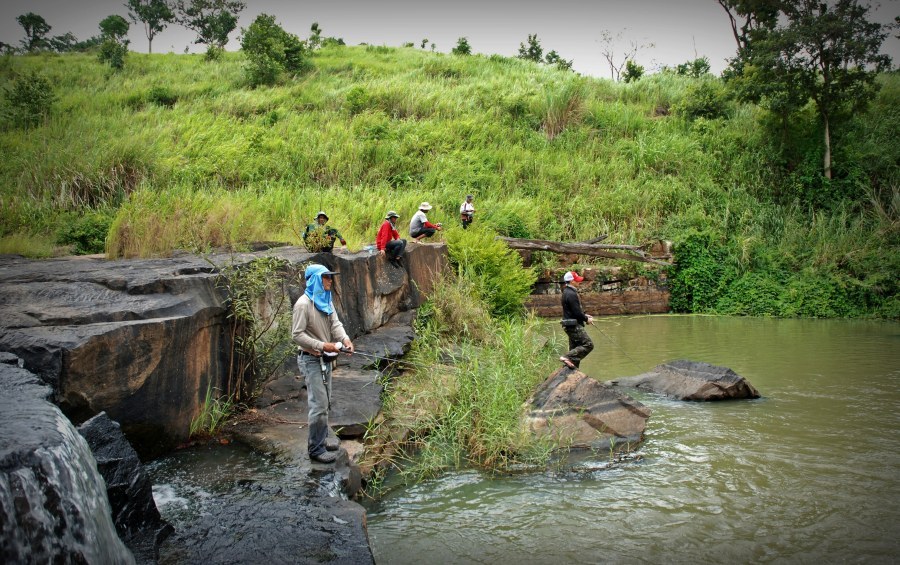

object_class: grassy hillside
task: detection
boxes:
[1,46,897,318]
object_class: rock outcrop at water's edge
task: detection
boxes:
[0,245,445,563]
[0,244,447,457]
[525,367,651,450]
[606,359,761,400]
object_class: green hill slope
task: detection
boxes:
[1,46,897,317]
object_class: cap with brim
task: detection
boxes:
[386,210,399,219]
[418,202,433,211]
[305,268,339,280]
[563,271,584,282]
[316,211,328,220]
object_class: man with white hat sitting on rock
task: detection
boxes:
[409,202,442,242]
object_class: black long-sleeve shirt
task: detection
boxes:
[561,285,588,325]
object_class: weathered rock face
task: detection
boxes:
[0,245,448,456]
[524,368,651,449]
[607,359,761,401]
[77,412,171,556]
[0,358,135,564]
[314,243,448,337]
[527,267,670,316]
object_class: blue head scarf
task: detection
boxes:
[304,264,335,315]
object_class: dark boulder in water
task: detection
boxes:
[607,359,761,401]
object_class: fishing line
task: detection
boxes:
[589,320,645,375]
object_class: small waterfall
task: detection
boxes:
[1,364,135,564]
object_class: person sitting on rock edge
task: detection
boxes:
[303,211,347,253]
[292,264,355,464]
[559,270,594,370]
[376,210,406,267]
[409,202,442,242]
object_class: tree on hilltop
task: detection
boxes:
[452,36,471,56]
[98,14,130,69]
[598,29,653,82]
[545,50,573,71]
[240,13,309,86]
[175,0,246,56]
[517,34,543,62]
[125,0,175,54]
[17,13,51,52]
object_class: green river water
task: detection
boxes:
[362,315,900,564]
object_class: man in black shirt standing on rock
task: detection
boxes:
[559,270,594,370]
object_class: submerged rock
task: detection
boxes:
[525,368,651,450]
[607,359,761,401]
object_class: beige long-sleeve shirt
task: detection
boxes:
[291,295,350,353]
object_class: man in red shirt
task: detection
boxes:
[376,210,406,267]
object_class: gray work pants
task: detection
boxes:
[297,353,332,457]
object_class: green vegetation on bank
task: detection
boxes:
[1,46,897,318]
[367,230,558,480]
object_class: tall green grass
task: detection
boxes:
[2,47,896,317]
[373,274,560,479]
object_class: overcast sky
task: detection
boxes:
[1,0,897,78]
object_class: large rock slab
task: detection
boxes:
[0,358,135,564]
[0,245,446,456]
[525,368,651,450]
[607,359,761,400]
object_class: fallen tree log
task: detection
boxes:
[498,236,672,266]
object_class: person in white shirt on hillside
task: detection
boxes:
[459,194,475,229]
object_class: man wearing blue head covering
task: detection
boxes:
[292,263,355,464]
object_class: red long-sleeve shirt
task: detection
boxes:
[376,220,399,250]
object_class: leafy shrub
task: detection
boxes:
[715,271,784,315]
[452,37,471,56]
[147,86,178,107]
[674,57,711,78]
[345,86,371,115]
[204,45,223,61]
[668,232,737,312]
[241,13,309,87]
[445,227,536,318]
[56,211,113,255]
[622,60,644,83]
[487,207,531,239]
[2,71,55,128]
[98,39,127,70]
[675,80,730,120]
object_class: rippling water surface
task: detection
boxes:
[363,316,900,564]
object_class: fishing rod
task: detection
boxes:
[327,345,433,371]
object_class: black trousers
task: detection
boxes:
[410,227,436,239]
[564,324,594,368]
[385,238,406,259]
